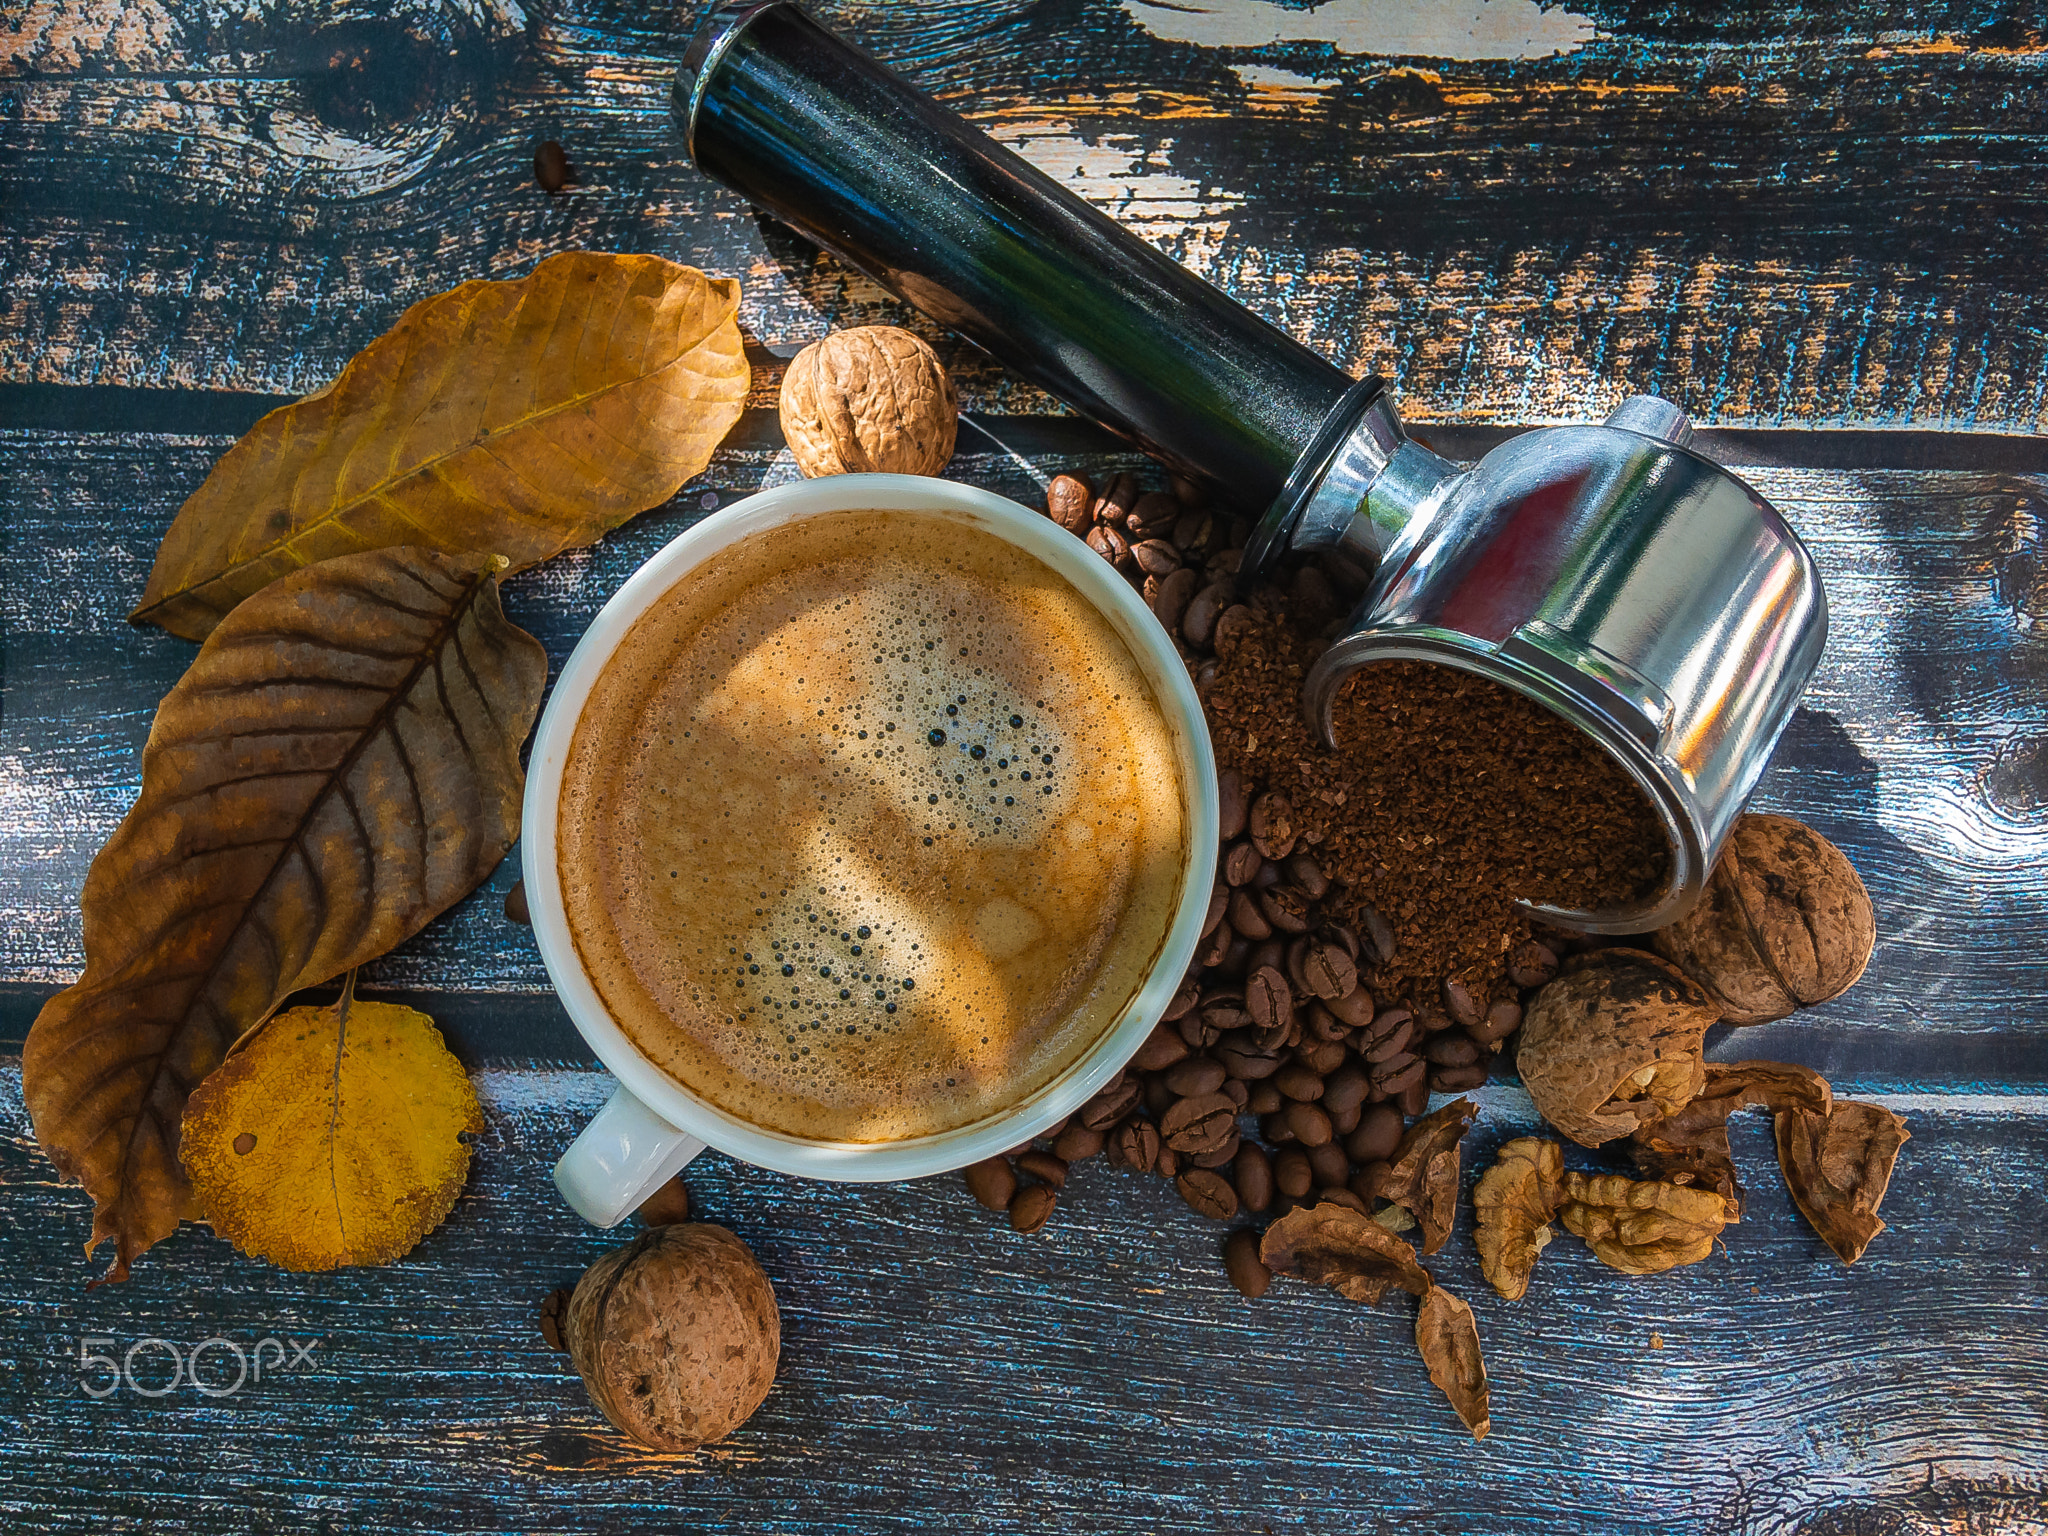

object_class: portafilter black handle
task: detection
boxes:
[676,1,1367,510]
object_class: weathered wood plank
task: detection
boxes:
[4,2,2047,428]
[0,1065,2040,1534]
[3,426,2043,1082]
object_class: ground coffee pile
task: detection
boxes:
[1205,599,1670,991]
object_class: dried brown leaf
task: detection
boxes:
[1355,1096,1478,1253]
[1472,1137,1565,1300]
[25,548,546,1280]
[134,252,748,640]
[1775,1099,1909,1264]
[1416,1284,1490,1440]
[1630,1060,1834,1213]
[1260,1200,1431,1305]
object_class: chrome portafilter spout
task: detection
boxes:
[677,2,1828,931]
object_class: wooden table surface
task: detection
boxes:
[3,2,2045,1531]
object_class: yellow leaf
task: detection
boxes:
[133,251,750,641]
[180,994,483,1271]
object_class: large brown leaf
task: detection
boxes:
[132,252,748,640]
[26,547,547,1279]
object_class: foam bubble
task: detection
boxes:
[557,510,1186,1143]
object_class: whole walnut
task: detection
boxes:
[561,1222,780,1453]
[779,325,957,478]
[1653,813,1875,1024]
[1517,948,1718,1147]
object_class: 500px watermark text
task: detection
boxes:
[77,1334,319,1398]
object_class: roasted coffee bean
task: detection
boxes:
[1224,1228,1272,1298]
[1222,1078,1249,1109]
[1294,1036,1347,1075]
[1509,939,1561,989]
[1017,1150,1068,1188]
[1128,489,1181,536]
[1397,1077,1430,1116]
[1233,1143,1275,1212]
[1216,1030,1283,1080]
[636,1174,691,1227]
[1145,1074,1175,1120]
[1323,1065,1371,1116]
[1442,978,1485,1029]
[1328,1100,1362,1136]
[1213,603,1256,654]
[1246,939,1287,982]
[1247,1082,1283,1115]
[1283,1099,1333,1147]
[1053,1122,1105,1162]
[1194,656,1219,701]
[1132,538,1181,577]
[1114,1117,1161,1173]
[1250,860,1283,893]
[1227,888,1273,941]
[1173,507,1216,557]
[1216,767,1248,840]
[1323,922,1362,960]
[1132,1025,1190,1072]
[1260,1112,1296,1145]
[1190,1132,1242,1168]
[1430,1064,1490,1092]
[504,879,531,926]
[964,1157,1017,1211]
[1273,1063,1324,1102]
[1150,565,1199,633]
[1273,1146,1314,1200]
[1285,935,1314,993]
[1350,1161,1393,1204]
[1165,1055,1228,1097]
[534,139,573,191]
[1202,994,1253,1033]
[1161,1091,1239,1153]
[1195,919,1234,970]
[1305,1002,1349,1043]
[1415,1004,1457,1035]
[1156,1146,1181,1179]
[1085,523,1131,567]
[1306,1138,1350,1188]
[1326,986,1377,1029]
[1318,1186,1369,1215]
[1357,905,1398,964]
[1185,584,1231,651]
[1362,1016,1417,1063]
[1091,471,1139,526]
[1202,884,1229,938]
[1258,885,1312,934]
[1176,1012,1213,1051]
[1177,1168,1239,1221]
[1424,1033,1482,1068]
[1218,935,1252,977]
[1248,792,1298,860]
[1009,1183,1057,1233]
[1170,472,1206,507]
[1163,981,1201,1022]
[1213,541,1248,576]
[1285,851,1330,900]
[1471,998,1524,1043]
[1290,563,1337,621]
[1223,840,1264,886]
[1370,1054,1426,1097]
[1004,1135,1039,1157]
[1345,1103,1405,1163]
[1079,1073,1143,1130]
[1245,965,1293,1033]
[1046,473,1094,532]
[539,1288,571,1351]
[1302,939,1356,1001]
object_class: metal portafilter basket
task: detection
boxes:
[677,2,1828,933]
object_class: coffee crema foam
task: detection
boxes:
[557,509,1187,1143]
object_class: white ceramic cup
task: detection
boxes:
[526,473,1219,1226]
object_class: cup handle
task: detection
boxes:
[553,1083,708,1228]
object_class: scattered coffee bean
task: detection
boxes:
[1189,1134,1240,1168]
[1258,885,1312,934]
[1273,1147,1314,1200]
[1326,986,1377,1029]
[1085,523,1131,568]
[1509,939,1561,989]
[1128,489,1180,536]
[1213,603,1255,654]
[1164,1055,1227,1097]
[1306,1138,1350,1188]
[1223,1228,1272,1298]
[1222,1078,1249,1109]
[1283,1099,1333,1147]
[1091,472,1138,526]
[1248,1082,1282,1115]
[1442,977,1485,1029]
[1246,937,1286,980]
[1302,938,1356,1000]
[1327,1100,1361,1136]
[1295,1037,1347,1075]
[1228,888,1274,941]
[1424,1033,1482,1068]
[1046,473,1094,533]
[1017,1150,1068,1188]
[1471,998,1523,1043]
[1156,1145,1181,1179]
[1161,1091,1239,1154]
[1177,1168,1239,1221]
[1361,1012,1416,1062]
[1345,1103,1405,1163]
[1223,840,1264,887]
[1163,981,1201,1021]
[1217,767,1248,840]
[1079,1074,1143,1130]
[1248,792,1298,860]
[1322,1065,1370,1116]
[1318,1186,1369,1215]
[635,1174,691,1227]
[1113,1117,1161,1173]
[504,879,531,926]
[1144,1074,1175,1120]
[1245,966,1293,1033]
[1371,1054,1426,1096]
[1304,1002,1348,1044]
[533,139,573,192]
[1010,1183,1057,1233]
[1233,1142,1274,1212]
[539,1287,571,1351]
[1053,1121,1105,1162]
[1273,1063,1323,1102]
[1150,565,1199,633]
[1132,538,1181,577]
[1430,1064,1490,1092]
[1260,1111,1294,1145]
[1358,906,1399,965]
[1132,1025,1190,1071]
[1183,583,1230,650]
[1217,1032,1282,1080]
[1397,1078,1430,1116]
[965,1157,1017,1211]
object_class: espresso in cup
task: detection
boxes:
[556,509,1187,1143]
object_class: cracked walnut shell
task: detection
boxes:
[779,326,958,478]
[1558,1171,1734,1276]
[1517,948,1718,1146]
[1472,1137,1565,1301]
[1653,813,1876,1024]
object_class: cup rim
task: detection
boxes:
[521,473,1219,1182]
